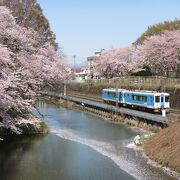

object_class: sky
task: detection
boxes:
[38,0,180,64]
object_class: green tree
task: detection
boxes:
[134,19,180,45]
[0,0,58,50]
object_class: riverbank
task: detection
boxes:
[0,112,49,140]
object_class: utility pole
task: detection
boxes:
[72,55,76,72]
[64,79,66,96]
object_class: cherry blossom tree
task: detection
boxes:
[0,6,66,135]
[94,46,138,78]
[94,30,180,78]
[136,30,180,76]
[93,48,116,78]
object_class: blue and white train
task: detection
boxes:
[102,88,170,112]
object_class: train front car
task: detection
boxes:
[102,89,170,113]
[154,92,170,111]
[123,91,170,112]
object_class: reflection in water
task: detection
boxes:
[0,135,46,180]
[0,134,135,180]
[0,100,177,180]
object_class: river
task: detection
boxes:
[0,100,177,180]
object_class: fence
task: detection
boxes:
[89,76,180,88]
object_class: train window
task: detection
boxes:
[132,95,137,100]
[142,96,147,102]
[108,92,116,98]
[132,95,137,101]
[155,96,160,102]
[165,96,169,102]
[132,95,147,102]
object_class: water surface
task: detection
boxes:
[0,100,176,180]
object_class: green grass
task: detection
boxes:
[68,91,102,102]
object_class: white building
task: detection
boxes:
[87,52,101,80]
[70,67,87,83]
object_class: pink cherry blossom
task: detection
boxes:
[94,46,137,78]
[136,30,180,75]
[0,6,66,134]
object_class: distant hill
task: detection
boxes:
[68,61,87,68]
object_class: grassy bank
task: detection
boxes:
[144,121,180,173]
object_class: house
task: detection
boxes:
[70,67,87,83]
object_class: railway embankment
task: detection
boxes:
[68,82,180,109]
[40,96,163,132]
[67,82,180,122]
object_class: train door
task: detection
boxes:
[154,95,160,108]
[119,92,121,102]
[160,94,165,109]
[121,92,125,103]
[164,95,170,108]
